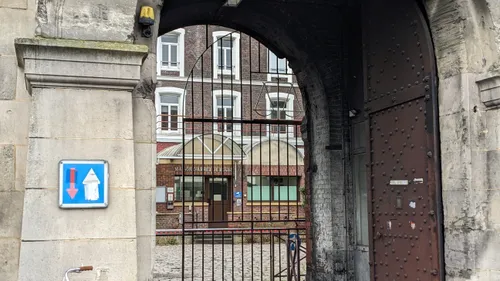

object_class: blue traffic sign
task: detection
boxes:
[59,160,109,208]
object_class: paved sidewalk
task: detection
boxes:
[154,243,307,281]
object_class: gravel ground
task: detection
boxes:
[154,243,307,281]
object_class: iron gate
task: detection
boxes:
[363,0,444,280]
[157,25,306,280]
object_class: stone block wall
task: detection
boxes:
[0,1,36,280]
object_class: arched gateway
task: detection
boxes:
[4,0,500,280]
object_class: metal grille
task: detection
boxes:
[156,25,306,280]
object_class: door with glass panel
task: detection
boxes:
[206,177,231,228]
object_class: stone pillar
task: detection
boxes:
[0,2,36,280]
[15,38,148,281]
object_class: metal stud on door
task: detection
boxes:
[362,0,443,280]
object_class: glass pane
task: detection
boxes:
[162,46,170,64]
[209,178,228,200]
[247,176,271,201]
[175,176,204,201]
[221,37,232,48]
[278,58,287,73]
[269,52,278,72]
[271,100,286,109]
[226,49,232,69]
[156,186,166,203]
[160,94,179,104]
[223,98,233,106]
[170,45,178,64]
[226,108,233,119]
[217,108,223,118]
[161,114,169,130]
[171,106,178,130]
[273,186,297,201]
[280,110,286,120]
[161,105,169,114]
[271,110,278,119]
[162,34,178,43]
[217,49,223,68]
[248,186,271,201]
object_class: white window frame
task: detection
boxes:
[266,92,295,137]
[267,51,293,83]
[157,28,185,77]
[155,87,185,134]
[212,31,241,80]
[212,90,241,136]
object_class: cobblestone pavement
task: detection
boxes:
[154,243,307,281]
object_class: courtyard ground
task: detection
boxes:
[153,243,307,281]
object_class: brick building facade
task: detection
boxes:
[154,25,305,229]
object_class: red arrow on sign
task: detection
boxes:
[66,168,78,199]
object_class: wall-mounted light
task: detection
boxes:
[139,6,155,38]
[349,109,358,118]
[224,0,243,7]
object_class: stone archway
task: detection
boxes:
[5,0,500,280]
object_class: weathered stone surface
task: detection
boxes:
[440,150,471,191]
[0,145,15,191]
[135,189,155,236]
[0,7,35,55]
[30,89,134,140]
[0,0,28,9]
[14,144,27,191]
[15,67,30,101]
[0,191,23,237]
[439,113,471,154]
[353,248,369,281]
[21,188,136,240]
[15,38,148,93]
[0,55,17,100]
[35,0,137,42]
[137,235,155,281]
[0,101,29,145]
[0,239,20,281]
[438,73,480,116]
[18,239,138,281]
[133,97,156,143]
[25,138,135,189]
[134,143,155,190]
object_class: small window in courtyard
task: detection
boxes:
[247,176,298,201]
[160,33,180,70]
[212,31,240,79]
[268,51,288,74]
[159,94,180,131]
[216,96,236,133]
[217,37,234,71]
[175,176,204,201]
[269,98,291,134]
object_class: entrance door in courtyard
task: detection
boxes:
[362,0,444,280]
[207,177,231,228]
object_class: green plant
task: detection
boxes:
[156,237,179,246]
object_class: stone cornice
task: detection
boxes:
[476,75,500,109]
[15,37,148,93]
